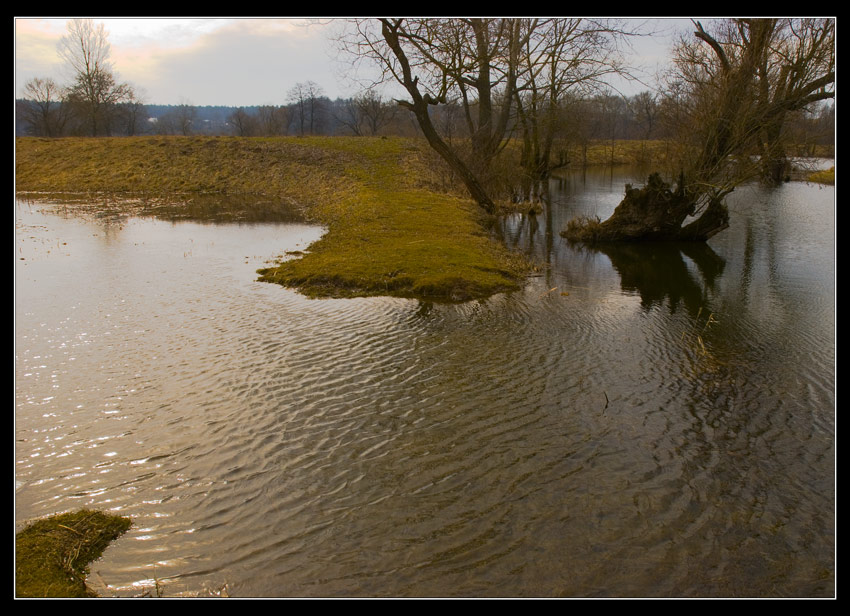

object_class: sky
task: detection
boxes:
[14,17,690,108]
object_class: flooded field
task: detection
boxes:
[15,167,834,597]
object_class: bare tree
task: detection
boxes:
[513,19,636,190]
[563,18,835,244]
[228,107,258,136]
[21,77,67,137]
[342,18,531,213]
[335,98,366,136]
[173,99,197,135]
[753,19,835,182]
[680,19,834,186]
[256,105,289,135]
[335,90,396,136]
[58,19,132,136]
[287,81,324,135]
[342,18,640,211]
[154,100,197,135]
[629,90,659,140]
[114,86,147,136]
[784,101,834,156]
[599,92,629,164]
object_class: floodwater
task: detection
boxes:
[15,166,834,598]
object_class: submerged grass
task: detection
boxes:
[16,509,132,598]
[16,136,530,301]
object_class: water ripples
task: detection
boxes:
[15,182,834,597]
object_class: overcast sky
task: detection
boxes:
[14,17,689,107]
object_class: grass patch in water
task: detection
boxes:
[807,166,834,185]
[16,509,132,598]
[257,137,530,301]
[16,136,531,302]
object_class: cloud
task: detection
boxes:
[14,19,67,79]
[16,18,681,106]
[139,19,344,105]
[15,17,355,106]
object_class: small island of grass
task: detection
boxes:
[16,509,132,598]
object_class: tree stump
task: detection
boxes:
[561,173,729,243]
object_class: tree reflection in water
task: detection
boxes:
[591,241,725,317]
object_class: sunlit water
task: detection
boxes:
[15,168,834,597]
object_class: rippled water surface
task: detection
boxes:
[15,169,834,597]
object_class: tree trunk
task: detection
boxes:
[381,19,498,214]
[760,120,791,183]
[417,113,498,213]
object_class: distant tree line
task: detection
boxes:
[16,86,413,138]
[17,86,834,152]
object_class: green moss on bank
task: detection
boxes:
[16,509,132,598]
[16,136,529,302]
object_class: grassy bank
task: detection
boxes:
[569,139,672,167]
[808,166,835,184]
[16,135,530,301]
[16,509,132,597]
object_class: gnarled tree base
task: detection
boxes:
[561,173,729,243]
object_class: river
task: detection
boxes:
[15,165,835,597]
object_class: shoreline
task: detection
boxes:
[15,135,532,302]
[16,136,831,302]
